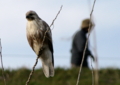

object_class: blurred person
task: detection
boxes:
[70,19,94,68]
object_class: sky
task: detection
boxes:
[0,0,120,69]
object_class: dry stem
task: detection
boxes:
[93,25,99,85]
[76,0,96,85]
[91,59,94,85]
[0,39,7,85]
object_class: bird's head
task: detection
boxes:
[26,10,40,21]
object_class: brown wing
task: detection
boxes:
[42,20,54,66]
[42,20,53,52]
[27,34,34,51]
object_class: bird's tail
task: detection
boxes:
[41,59,54,78]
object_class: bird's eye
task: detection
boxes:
[29,13,33,16]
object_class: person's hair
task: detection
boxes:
[81,19,90,29]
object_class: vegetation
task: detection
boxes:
[0,68,120,85]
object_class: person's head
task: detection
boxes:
[81,19,93,32]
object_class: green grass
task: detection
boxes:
[0,68,120,85]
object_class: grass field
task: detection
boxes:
[0,68,120,85]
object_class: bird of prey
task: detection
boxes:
[26,10,54,78]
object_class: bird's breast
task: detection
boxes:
[27,21,37,33]
[27,21,42,38]
[27,21,45,45]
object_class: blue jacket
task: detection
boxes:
[71,29,92,67]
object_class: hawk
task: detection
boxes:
[26,10,54,78]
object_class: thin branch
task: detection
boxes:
[76,0,96,85]
[41,5,63,49]
[25,57,39,85]
[25,5,63,85]
[50,5,63,28]
[93,26,99,85]
[91,59,94,85]
[88,0,98,85]
[0,39,7,85]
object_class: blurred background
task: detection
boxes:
[0,0,120,69]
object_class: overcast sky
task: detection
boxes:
[0,0,120,68]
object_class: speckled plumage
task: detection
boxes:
[26,10,54,78]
